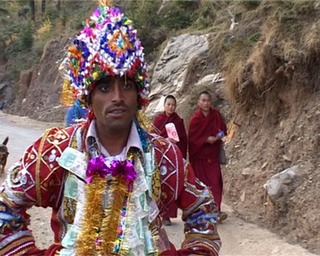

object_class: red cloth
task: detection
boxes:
[153,112,188,159]
[188,108,227,211]
[153,112,187,219]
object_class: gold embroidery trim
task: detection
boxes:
[35,128,51,206]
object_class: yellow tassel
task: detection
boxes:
[136,110,152,132]
[152,165,161,202]
[98,0,113,7]
[77,153,137,255]
[60,79,75,107]
[100,178,129,254]
[76,176,106,255]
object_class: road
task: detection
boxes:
[0,111,318,256]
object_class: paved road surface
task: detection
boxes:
[0,111,318,256]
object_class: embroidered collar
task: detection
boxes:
[86,119,144,158]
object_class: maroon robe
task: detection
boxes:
[153,112,188,219]
[188,108,227,211]
[153,112,188,159]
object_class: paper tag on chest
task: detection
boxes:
[165,122,180,142]
[58,147,87,180]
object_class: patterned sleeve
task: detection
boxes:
[0,127,69,255]
[178,164,221,255]
[154,135,221,255]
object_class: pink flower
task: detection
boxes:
[86,157,136,185]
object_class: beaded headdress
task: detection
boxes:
[61,0,149,108]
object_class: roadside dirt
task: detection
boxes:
[0,111,318,256]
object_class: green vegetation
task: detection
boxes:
[0,0,231,80]
[0,0,319,90]
[0,0,94,79]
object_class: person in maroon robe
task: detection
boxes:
[152,95,188,225]
[153,95,188,159]
[188,91,228,222]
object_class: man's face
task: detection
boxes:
[89,77,138,133]
[164,98,176,116]
[198,94,211,112]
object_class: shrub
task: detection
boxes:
[239,0,262,10]
[19,23,33,50]
[161,1,199,30]
[34,18,53,41]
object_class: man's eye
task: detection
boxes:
[98,84,110,92]
[123,81,135,90]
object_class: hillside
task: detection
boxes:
[0,0,319,254]
[219,2,320,253]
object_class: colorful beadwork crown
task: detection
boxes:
[63,3,149,108]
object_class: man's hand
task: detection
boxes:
[207,136,217,144]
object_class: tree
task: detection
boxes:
[28,0,35,20]
[56,0,61,11]
[41,0,46,15]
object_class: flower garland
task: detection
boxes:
[76,151,137,255]
[85,156,136,185]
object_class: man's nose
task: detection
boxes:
[111,83,124,102]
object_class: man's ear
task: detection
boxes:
[136,95,141,110]
[86,93,92,107]
[87,102,93,112]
